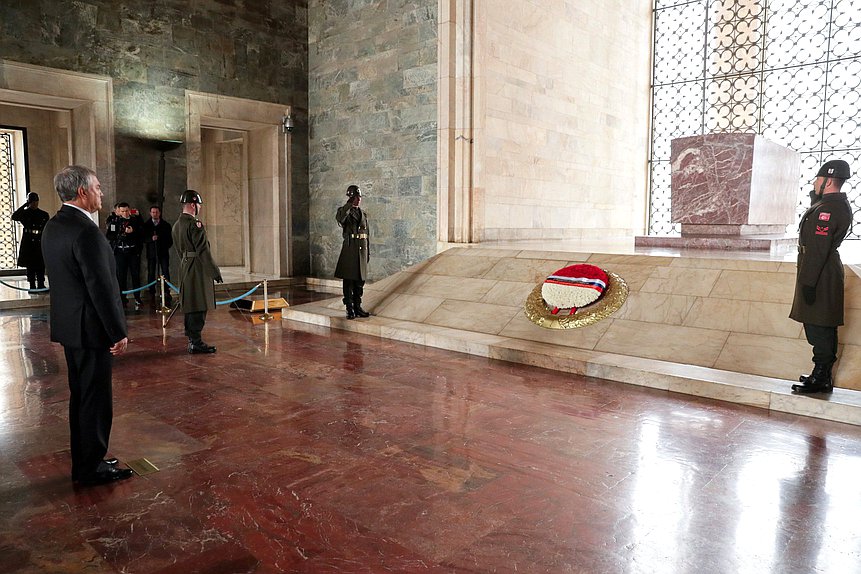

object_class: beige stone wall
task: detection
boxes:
[474,1,652,241]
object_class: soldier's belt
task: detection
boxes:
[349,233,368,239]
[183,251,197,258]
[798,245,805,253]
[24,229,41,234]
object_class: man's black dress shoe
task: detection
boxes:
[188,342,217,354]
[76,465,133,486]
[71,458,120,481]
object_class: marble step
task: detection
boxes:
[284,302,861,427]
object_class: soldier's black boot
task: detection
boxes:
[353,299,370,318]
[792,363,833,394]
[346,304,356,320]
[797,361,828,385]
[188,339,217,354]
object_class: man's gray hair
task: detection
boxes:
[54,165,96,202]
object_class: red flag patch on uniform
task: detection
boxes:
[819,212,831,221]
[816,225,829,235]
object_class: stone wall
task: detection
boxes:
[0,0,310,273]
[475,0,652,241]
[308,0,438,281]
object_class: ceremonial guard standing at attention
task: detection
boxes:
[172,190,222,354]
[790,159,853,394]
[334,184,370,319]
[11,192,49,291]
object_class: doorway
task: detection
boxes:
[186,91,293,278]
[200,127,248,269]
[0,60,113,302]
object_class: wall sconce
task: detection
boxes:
[282,114,294,133]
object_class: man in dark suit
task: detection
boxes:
[41,165,133,486]
[142,205,174,306]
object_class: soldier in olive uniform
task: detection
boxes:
[334,184,370,319]
[172,190,222,354]
[790,159,853,394]
[11,192,49,291]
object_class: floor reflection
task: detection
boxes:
[1,288,861,572]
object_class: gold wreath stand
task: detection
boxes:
[524,272,629,329]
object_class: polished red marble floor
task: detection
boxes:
[2,288,861,573]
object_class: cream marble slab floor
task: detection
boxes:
[285,245,861,418]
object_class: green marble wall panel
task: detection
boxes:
[308,0,438,282]
[0,0,310,273]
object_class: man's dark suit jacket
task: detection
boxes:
[42,205,127,348]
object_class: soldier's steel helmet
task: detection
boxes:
[346,185,362,198]
[816,160,851,180]
[27,192,39,202]
[179,189,203,204]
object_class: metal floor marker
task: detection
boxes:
[126,458,159,476]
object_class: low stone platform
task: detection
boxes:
[284,247,861,426]
[635,233,797,254]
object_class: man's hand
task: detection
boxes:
[124,225,134,234]
[110,337,128,356]
[215,275,223,284]
[802,285,816,306]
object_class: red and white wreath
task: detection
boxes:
[541,264,609,315]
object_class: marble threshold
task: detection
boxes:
[283,302,861,428]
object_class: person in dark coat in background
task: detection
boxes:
[789,159,853,395]
[142,205,173,306]
[172,190,222,354]
[106,202,145,311]
[334,184,370,320]
[41,165,133,486]
[11,191,49,290]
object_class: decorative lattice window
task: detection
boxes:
[649,0,861,237]
[0,130,21,268]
